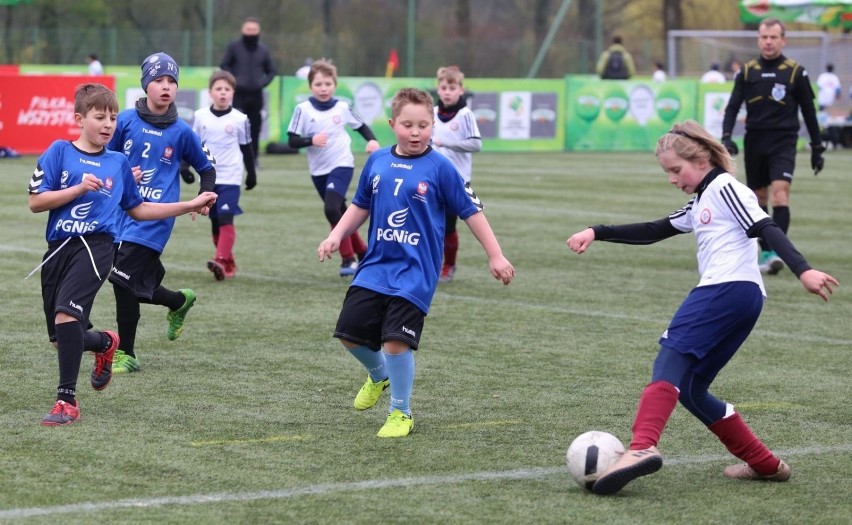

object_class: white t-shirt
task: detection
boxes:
[287,99,366,176]
[668,172,767,296]
[88,60,103,75]
[700,70,726,84]
[192,106,251,186]
[652,70,667,83]
[432,106,481,183]
[816,72,841,108]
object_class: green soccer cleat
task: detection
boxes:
[112,349,141,374]
[166,289,196,341]
[353,375,390,411]
[377,409,414,438]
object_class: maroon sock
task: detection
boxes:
[212,233,219,248]
[350,231,367,258]
[709,413,779,475]
[216,225,236,261]
[443,230,459,267]
[629,380,679,450]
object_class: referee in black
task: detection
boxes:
[721,17,825,275]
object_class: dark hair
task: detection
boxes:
[390,88,433,120]
[612,35,623,45]
[655,120,735,175]
[209,69,236,89]
[74,83,118,115]
[826,64,834,73]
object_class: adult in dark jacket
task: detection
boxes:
[220,17,277,165]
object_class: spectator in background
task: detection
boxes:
[652,62,667,82]
[220,17,277,167]
[816,64,841,111]
[700,62,727,84]
[87,53,103,75]
[597,36,635,80]
[728,60,742,79]
[295,57,313,79]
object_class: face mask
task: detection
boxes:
[242,34,260,46]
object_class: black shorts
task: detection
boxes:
[108,241,165,300]
[40,234,114,341]
[743,131,798,190]
[334,286,425,351]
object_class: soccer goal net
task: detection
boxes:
[666,30,831,80]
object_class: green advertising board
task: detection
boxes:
[280,76,565,152]
[565,77,698,151]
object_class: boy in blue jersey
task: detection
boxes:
[318,88,515,438]
[27,83,216,425]
[107,52,217,374]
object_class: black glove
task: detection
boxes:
[180,165,196,184]
[245,171,257,191]
[810,143,826,175]
[721,135,739,156]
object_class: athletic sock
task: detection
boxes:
[216,224,236,261]
[759,205,771,251]
[708,412,779,475]
[629,380,679,450]
[350,232,367,259]
[113,283,140,356]
[444,230,459,267]
[55,321,85,404]
[385,349,415,416]
[347,345,387,382]
[772,206,790,235]
[152,286,186,311]
[82,330,109,352]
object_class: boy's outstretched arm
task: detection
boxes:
[28,173,103,213]
[318,204,370,262]
[463,212,514,285]
[128,192,218,221]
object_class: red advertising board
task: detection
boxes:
[0,75,115,155]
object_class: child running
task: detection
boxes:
[190,69,257,280]
[566,119,838,495]
[289,59,380,277]
[318,88,515,438]
[107,52,217,374]
[27,83,216,425]
[432,65,482,283]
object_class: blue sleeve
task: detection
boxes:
[118,156,144,211]
[183,125,215,173]
[352,152,377,208]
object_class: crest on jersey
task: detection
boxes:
[700,208,712,224]
[417,182,428,195]
[771,83,786,101]
[163,146,174,160]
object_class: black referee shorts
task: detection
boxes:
[40,234,114,341]
[334,286,425,351]
[743,131,798,190]
[108,241,166,301]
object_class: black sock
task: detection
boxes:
[152,286,185,311]
[83,330,108,352]
[55,321,84,403]
[772,206,790,235]
[114,283,140,357]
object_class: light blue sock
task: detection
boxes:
[385,349,414,416]
[347,345,387,382]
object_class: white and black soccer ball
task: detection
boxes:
[566,431,625,490]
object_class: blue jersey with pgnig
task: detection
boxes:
[108,107,214,252]
[351,145,482,313]
[28,140,143,243]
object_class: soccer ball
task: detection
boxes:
[566,431,625,490]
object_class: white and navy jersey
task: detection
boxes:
[433,106,481,183]
[192,106,250,186]
[107,108,215,253]
[351,146,483,313]
[287,99,365,176]
[668,172,767,296]
[28,140,143,243]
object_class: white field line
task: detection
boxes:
[1,444,850,520]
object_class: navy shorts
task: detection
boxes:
[40,234,115,341]
[659,281,764,381]
[108,241,165,300]
[312,166,355,200]
[334,286,425,351]
[210,184,243,218]
[744,130,797,189]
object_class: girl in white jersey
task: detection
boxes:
[433,66,482,283]
[567,120,838,496]
[288,59,380,277]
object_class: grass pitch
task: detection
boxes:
[1,149,850,524]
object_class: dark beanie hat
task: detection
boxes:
[141,52,179,92]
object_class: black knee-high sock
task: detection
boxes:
[151,286,185,311]
[772,206,790,235]
[83,330,109,352]
[113,283,140,356]
[758,205,771,251]
[55,321,85,404]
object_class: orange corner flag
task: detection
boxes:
[385,48,400,78]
